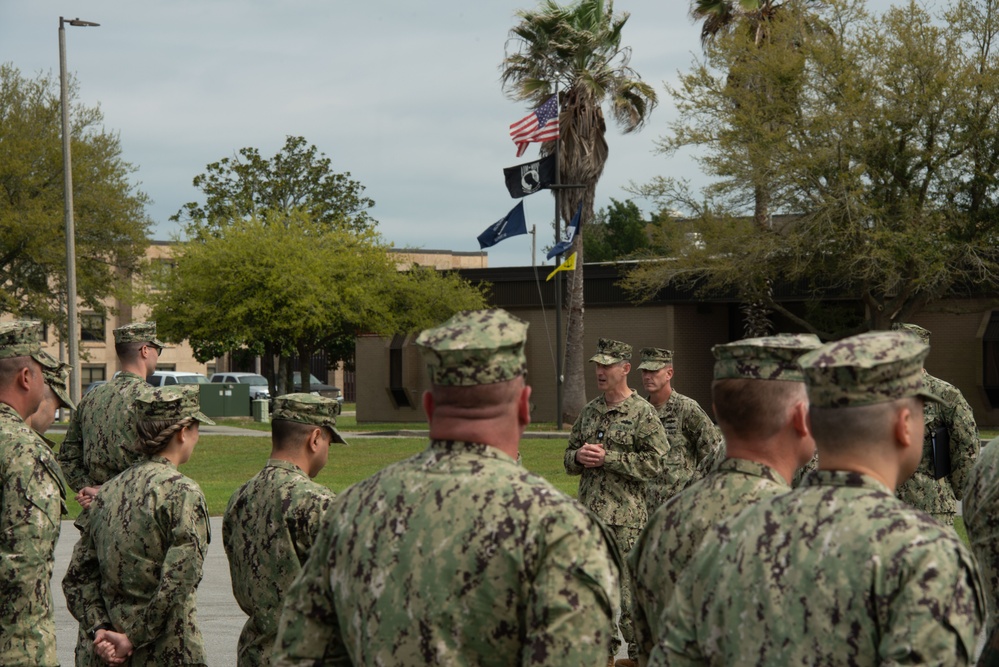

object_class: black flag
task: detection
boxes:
[503,154,556,198]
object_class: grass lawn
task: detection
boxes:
[213,415,569,433]
[51,434,579,519]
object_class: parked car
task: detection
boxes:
[149,371,210,387]
[291,372,344,414]
[209,372,271,401]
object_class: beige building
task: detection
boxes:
[356,263,999,428]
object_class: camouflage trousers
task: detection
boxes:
[610,523,643,660]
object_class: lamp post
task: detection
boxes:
[59,16,99,405]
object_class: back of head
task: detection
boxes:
[711,334,821,439]
[114,321,165,360]
[271,393,347,450]
[0,321,42,387]
[799,330,941,452]
[132,385,215,456]
[416,309,528,415]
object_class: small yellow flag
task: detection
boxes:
[546,252,577,281]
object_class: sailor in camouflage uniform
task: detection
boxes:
[0,321,69,667]
[891,323,980,527]
[63,384,215,666]
[223,393,345,666]
[653,330,985,666]
[27,352,75,434]
[638,347,722,513]
[274,309,621,666]
[565,338,672,664]
[57,321,164,509]
[629,334,819,666]
[963,434,999,654]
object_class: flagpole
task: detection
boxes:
[553,83,564,430]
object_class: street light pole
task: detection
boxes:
[59,16,99,405]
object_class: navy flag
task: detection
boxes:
[504,154,556,199]
[546,202,582,259]
[478,201,528,249]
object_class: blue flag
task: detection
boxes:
[546,202,582,259]
[478,201,527,249]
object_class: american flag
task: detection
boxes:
[509,95,560,157]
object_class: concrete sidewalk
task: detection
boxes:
[53,516,242,666]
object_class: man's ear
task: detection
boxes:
[791,401,810,438]
[307,427,323,453]
[664,366,675,382]
[894,403,916,451]
[518,384,533,427]
[422,390,434,422]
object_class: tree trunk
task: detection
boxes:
[277,356,293,396]
[562,234,586,425]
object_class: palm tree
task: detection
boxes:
[502,0,657,424]
[692,0,787,46]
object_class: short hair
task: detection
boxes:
[0,356,33,387]
[136,416,195,456]
[271,419,325,451]
[115,341,147,362]
[712,378,806,440]
[809,397,922,453]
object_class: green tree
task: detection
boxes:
[583,198,649,262]
[626,0,999,337]
[151,212,486,396]
[502,0,657,423]
[172,135,374,239]
[0,64,151,330]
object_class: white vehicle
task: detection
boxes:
[209,372,271,400]
[149,371,210,387]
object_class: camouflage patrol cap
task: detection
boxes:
[638,347,674,371]
[113,321,166,347]
[891,322,931,345]
[797,331,943,408]
[589,338,632,365]
[415,309,528,386]
[134,385,216,426]
[272,393,347,444]
[0,321,42,360]
[713,334,822,382]
[35,351,75,410]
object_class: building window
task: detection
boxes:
[985,312,999,408]
[80,313,106,343]
[81,365,106,385]
[156,364,176,371]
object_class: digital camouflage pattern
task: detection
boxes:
[0,402,67,667]
[415,309,528,386]
[637,347,673,370]
[565,389,672,658]
[113,320,166,346]
[712,334,821,382]
[271,394,346,444]
[654,470,985,666]
[223,459,336,667]
[630,458,789,666]
[133,384,215,429]
[962,437,999,642]
[0,320,42,359]
[590,338,633,365]
[797,330,941,407]
[644,390,722,511]
[37,352,75,410]
[63,456,210,666]
[56,370,148,491]
[896,371,980,517]
[272,440,621,666]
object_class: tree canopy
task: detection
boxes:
[0,64,151,329]
[172,135,375,239]
[583,198,649,262]
[625,0,999,338]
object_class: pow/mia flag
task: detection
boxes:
[478,201,528,249]
[503,154,556,198]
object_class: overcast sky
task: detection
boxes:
[1,1,894,268]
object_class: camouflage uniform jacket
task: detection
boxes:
[0,402,67,667]
[564,390,672,528]
[896,372,979,515]
[223,459,336,667]
[654,470,984,666]
[57,370,147,491]
[63,456,210,665]
[645,391,722,510]
[629,458,788,666]
[273,440,622,666]
[963,437,999,644]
